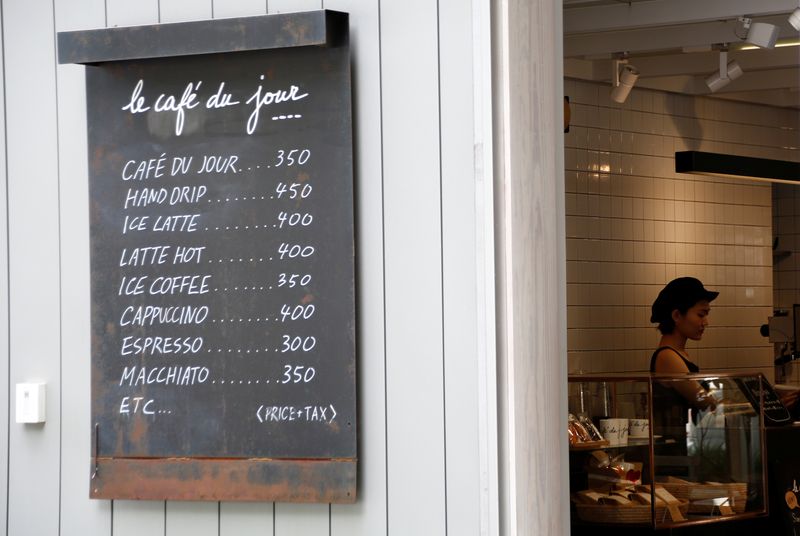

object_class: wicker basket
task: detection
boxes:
[658,477,747,514]
[574,500,689,525]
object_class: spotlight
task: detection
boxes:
[705,61,743,92]
[610,59,639,104]
[741,17,780,49]
[790,8,800,32]
[705,50,743,93]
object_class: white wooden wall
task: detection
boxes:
[0,0,497,535]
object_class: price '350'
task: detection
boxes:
[274,148,310,168]
[280,364,316,384]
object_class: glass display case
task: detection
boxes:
[568,373,768,530]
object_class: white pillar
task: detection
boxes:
[492,0,569,534]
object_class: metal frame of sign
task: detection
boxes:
[58,10,356,503]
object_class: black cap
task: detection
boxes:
[650,277,719,324]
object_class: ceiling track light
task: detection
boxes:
[739,16,780,49]
[790,8,800,32]
[704,48,743,93]
[610,57,639,104]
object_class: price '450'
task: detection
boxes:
[281,335,316,352]
[277,242,315,260]
[275,182,312,199]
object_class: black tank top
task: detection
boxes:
[649,347,699,463]
[649,346,699,373]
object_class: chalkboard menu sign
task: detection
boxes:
[58,11,356,502]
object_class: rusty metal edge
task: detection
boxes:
[58,10,348,65]
[90,457,357,503]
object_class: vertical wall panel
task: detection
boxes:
[210,27,266,475]
[103,1,166,533]
[470,1,500,533]
[381,0,447,534]
[263,2,331,533]
[269,0,321,13]
[54,0,111,535]
[5,0,62,534]
[275,504,329,535]
[156,0,221,529]
[439,1,482,535]
[112,501,166,536]
[325,2,387,535]
[220,503,274,536]
[166,502,218,536]
[161,0,214,22]
[0,4,8,535]
[113,502,166,536]
[106,0,159,26]
[212,0,266,18]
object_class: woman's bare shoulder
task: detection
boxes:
[653,347,691,373]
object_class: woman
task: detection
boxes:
[650,276,718,410]
[650,276,717,374]
[651,277,799,409]
[649,278,719,476]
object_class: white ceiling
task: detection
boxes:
[563,0,800,108]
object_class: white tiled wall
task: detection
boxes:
[772,181,800,382]
[773,185,800,311]
[565,78,798,378]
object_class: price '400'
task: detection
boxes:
[275,182,312,199]
[281,335,316,352]
[277,211,313,228]
[279,303,315,322]
[278,243,315,260]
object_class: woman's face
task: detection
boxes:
[672,300,711,340]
